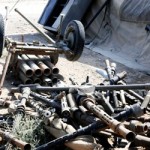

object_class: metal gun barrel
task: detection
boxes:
[11,83,150,93]
[82,98,135,142]
[36,103,143,150]
[19,71,33,84]
[21,55,42,77]
[36,61,51,76]
[30,91,60,109]
[0,130,31,150]
[61,94,71,118]
[124,121,148,133]
[18,56,33,77]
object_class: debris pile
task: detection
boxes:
[0,59,150,150]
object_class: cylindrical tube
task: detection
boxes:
[30,91,61,109]
[82,98,135,142]
[0,130,31,150]
[49,74,58,84]
[44,60,59,74]
[11,83,150,93]
[18,56,33,77]
[61,95,71,118]
[37,61,51,76]
[124,121,148,133]
[19,71,33,84]
[21,55,42,77]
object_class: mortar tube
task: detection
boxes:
[44,60,59,74]
[36,61,51,76]
[38,55,59,74]
[49,74,58,85]
[18,56,33,77]
[21,55,42,77]
[19,71,33,84]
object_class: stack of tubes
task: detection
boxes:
[17,55,59,85]
[1,59,150,150]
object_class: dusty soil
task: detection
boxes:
[0,0,149,96]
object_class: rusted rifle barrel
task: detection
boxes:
[27,99,52,118]
[36,103,143,150]
[82,98,136,142]
[124,121,148,133]
[30,91,61,109]
[19,71,33,84]
[16,87,31,115]
[118,81,144,102]
[18,56,33,77]
[61,94,71,118]
[21,55,42,77]
[11,83,150,93]
[37,61,51,76]
[0,130,31,150]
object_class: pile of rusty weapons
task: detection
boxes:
[0,59,150,150]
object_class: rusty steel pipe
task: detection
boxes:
[18,56,33,77]
[19,71,33,84]
[37,55,59,74]
[21,55,42,77]
[0,130,31,150]
[36,61,51,76]
[37,55,59,75]
[29,55,52,76]
[11,83,150,93]
[49,74,58,84]
[82,98,136,142]
[44,60,59,74]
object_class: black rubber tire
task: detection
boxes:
[0,14,4,57]
[64,20,85,61]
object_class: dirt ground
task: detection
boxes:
[0,0,150,96]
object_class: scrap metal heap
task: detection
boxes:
[0,59,150,150]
